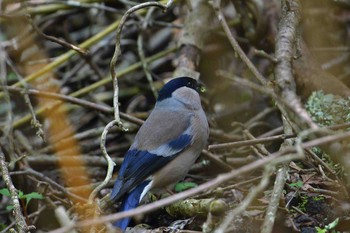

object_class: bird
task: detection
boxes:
[110,77,209,231]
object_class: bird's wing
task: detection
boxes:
[111,109,193,201]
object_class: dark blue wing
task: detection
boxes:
[111,133,192,201]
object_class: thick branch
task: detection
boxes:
[274,0,318,131]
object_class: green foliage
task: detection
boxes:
[288,181,304,188]
[295,194,325,214]
[0,188,11,196]
[315,218,340,233]
[312,146,343,175]
[299,195,308,212]
[312,195,325,201]
[0,223,7,231]
[311,146,323,155]
[174,182,198,192]
[316,228,327,233]
[20,191,44,207]
[306,91,350,127]
[7,72,17,82]
[0,188,44,210]
[305,91,350,174]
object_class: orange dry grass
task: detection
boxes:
[21,29,99,231]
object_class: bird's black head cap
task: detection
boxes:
[157,77,198,101]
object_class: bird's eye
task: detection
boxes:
[198,85,207,93]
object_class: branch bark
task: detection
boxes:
[0,148,27,233]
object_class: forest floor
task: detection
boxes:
[0,0,350,233]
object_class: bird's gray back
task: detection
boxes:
[132,109,192,152]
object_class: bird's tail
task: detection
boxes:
[113,180,151,231]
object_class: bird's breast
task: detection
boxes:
[151,109,209,189]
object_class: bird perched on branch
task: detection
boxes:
[110,77,209,231]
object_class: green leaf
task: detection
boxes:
[22,192,44,200]
[174,182,198,192]
[6,205,14,211]
[22,192,44,207]
[288,181,303,188]
[315,227,327,233]
[0,188,11,197]
[326,218,339,230]
[18,190,24,198]
[7,72,18,82]
[0,223,7,231]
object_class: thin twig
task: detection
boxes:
[11,47,175,129]
[214,166,273,233]
[109,1,167,126]
[89,121,117,202]
[0,148,28,233]
[211,0,267,86]
[261,165,288,233]
[54,206,78,233]
[243,129,270,156]
[26,13,87,55]
[5,58,45,141]
[202,150,233,172]
[91,1,167,203]
[137,7,158,98]
[253,49,278,64]
[209,133,295,150]
[0,18,123,98]
[0,35,15,161]
[260,91,295,233]
[25,155,123,167]
[0,85,144,126]
[10,168,87,203]
[305,148,336,175]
